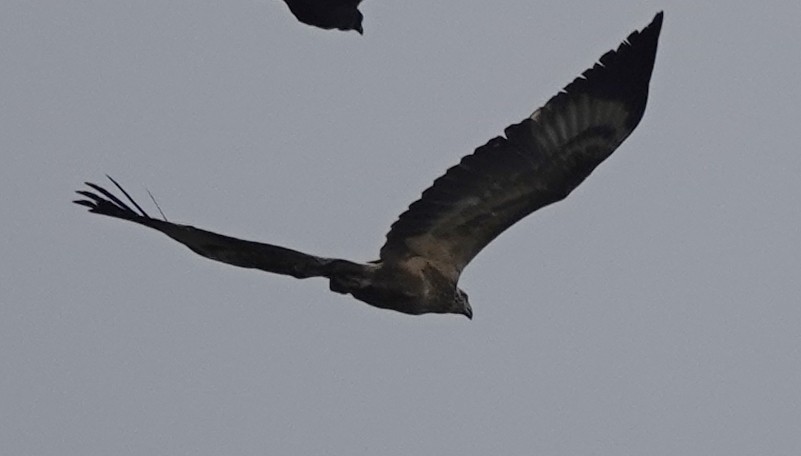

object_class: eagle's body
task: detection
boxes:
[75,13,663,319]
[283,0,364,34]
[338,257,470,317]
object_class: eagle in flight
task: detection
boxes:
[282,0,364,34]
[75,12,663,319]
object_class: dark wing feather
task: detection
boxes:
[75,177,360,279]
[380,12,663,280]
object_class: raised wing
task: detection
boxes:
[74,177,359,279]
[380,12,663,280]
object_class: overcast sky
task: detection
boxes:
[3,1,801,454]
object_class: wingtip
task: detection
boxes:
[631,11,664,42]
[73,199,94,209]
[655,10,664,20]
[651,11,664,31]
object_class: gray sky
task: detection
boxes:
[3,1,801,454]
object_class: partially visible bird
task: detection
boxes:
[282,0,364,34]
[74,13,663,319]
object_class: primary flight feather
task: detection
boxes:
[75,12,663,319]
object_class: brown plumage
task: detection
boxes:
[75,12,663,319]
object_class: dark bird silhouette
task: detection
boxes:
[282,0,364,34]
[75,13,663,319]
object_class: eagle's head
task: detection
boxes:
[332,6,363,34]
[349,10,364,35]
[456,288,472,319]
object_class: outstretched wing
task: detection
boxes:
[380,12,663,280]
[74,177,359,279]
